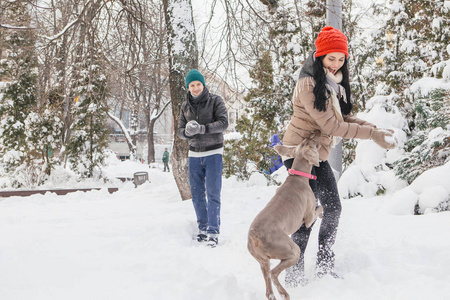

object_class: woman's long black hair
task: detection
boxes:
[312,55,353,115]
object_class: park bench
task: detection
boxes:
[116,171,149,187]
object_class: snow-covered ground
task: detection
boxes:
[1,157,449,300]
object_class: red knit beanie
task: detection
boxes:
[314,26,348,58]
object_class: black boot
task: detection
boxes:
[196,232,208,242]
[315,247,342,279]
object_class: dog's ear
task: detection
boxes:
[273,145,295,157]
[302,141,320,167]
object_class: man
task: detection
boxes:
[162,148,170,172]
[177,69,228,248]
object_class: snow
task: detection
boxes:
[400,39,417,54]
[432,17,442,31]
[167,0,196,57]
[443,61,450,81]
[0,24,31,30]
[419,186,449,212]
[410,77,450,96]
[408,162,450,195]
[389,1,404,13]
[224,131,242,141]
[1,152,450,300]
[445,1,450,10]
[384,188,419,215]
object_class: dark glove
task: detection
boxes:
[371,128,397,149]
[185,120,206,137]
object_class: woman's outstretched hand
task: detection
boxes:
[370,128,397,149]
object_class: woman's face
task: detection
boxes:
[188,81,204,97]
[323,52,346,75]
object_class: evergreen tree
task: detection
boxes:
[24,109,63,176]
[347,0,450,180]
[0,2,43,187]
[395,88,450,184]
[225,1,325,182]
[66,42,109,178]
[224,51,284,181]
[269,7,300,126]
[369,0,450,183]
[372,0,449,96]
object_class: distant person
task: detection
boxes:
[282,26,397,285]
[177,69,229,248]
[162,148,170,172]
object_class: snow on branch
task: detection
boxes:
[0,24,34,30]
[40,0,98,42]
[41,19,79,41]
[107,111,134,147]
[151,100,171,121]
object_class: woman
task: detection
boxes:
[282,27,396,285]
[177,69,228,248]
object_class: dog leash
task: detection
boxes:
[288,169,317,180]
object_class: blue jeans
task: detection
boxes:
[189,154,223,236]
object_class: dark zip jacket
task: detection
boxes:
[177,87,229,152]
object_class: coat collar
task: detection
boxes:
[299,51,315,79]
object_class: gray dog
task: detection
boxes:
[248,135,323,300]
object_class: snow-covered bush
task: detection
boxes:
[338,95,408,199]
[395,87,450,184]
[385,161,450,215]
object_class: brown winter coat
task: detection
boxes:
[283,76,376,161]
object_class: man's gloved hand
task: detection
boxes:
[185,120,206,137]
[370,128,397,149]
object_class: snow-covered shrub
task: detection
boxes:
[386,161,450,215]
[395,88,450,183]
[339,94,408,199]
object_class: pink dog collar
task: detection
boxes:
[288,169,317,180]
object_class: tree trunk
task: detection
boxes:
[326,0,343,179]
[148,120,156,163]
[108,112,137,159]
[163,0,199,200]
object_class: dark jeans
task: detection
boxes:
[284,159,342,278]
[189,154,223,236]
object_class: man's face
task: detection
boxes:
[188,81,204,97]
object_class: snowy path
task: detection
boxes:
[1,168,449,300]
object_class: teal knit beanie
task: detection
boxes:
[185,69,205,89]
